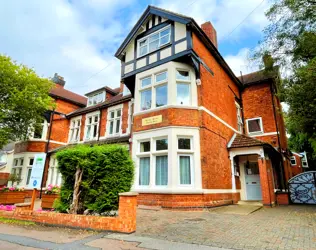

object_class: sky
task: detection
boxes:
[0,0,271,95]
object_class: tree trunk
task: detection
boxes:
[69,167,83,214]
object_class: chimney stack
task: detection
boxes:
[52,73,66,88]
[201,21,218,48]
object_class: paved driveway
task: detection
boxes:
[136,205,316,250]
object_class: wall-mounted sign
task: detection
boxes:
[142,115,162,126]
[28,153,46,189]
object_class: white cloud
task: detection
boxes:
[0,0,270,97]
[224,48,259,76]
[0,0,135,95]
[156,0,270,41]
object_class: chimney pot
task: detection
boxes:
[52,73,66,88]
[201,21,218,48]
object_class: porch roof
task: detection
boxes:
[228,133,267,149]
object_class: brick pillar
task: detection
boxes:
[258,157,276,207]
[118,192,138,233]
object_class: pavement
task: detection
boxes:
[0,224,227,250]
[0,205,315,249]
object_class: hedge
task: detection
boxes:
[55,144,134,214]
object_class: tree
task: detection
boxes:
[255,0,316,169]
[0,55,53,148]
[55,144,134,214]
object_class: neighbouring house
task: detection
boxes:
[290,152,309,176]
[0,142,15,186]
[46,82,133,180]
[9,5,296,208]
[11,74,87,194]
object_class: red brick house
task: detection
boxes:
[114,6,292,208]
[46,81,132,187]
[9,6,294,208]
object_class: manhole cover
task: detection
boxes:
[185,218,206,222]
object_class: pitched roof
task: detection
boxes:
[115,5,242,88]
[49,86,87,107]
[85,86,120,96]
[228,133,267,149]
[239,68,278,86]
[67,93,132,118]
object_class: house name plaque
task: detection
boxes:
[142,115,162,126]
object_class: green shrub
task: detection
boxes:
[55,144,134,214]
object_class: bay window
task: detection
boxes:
[107,106,122,136]
[134,129,200,191]
[137,25,171,57]
[85,113,99,141]
[69,117,81,142]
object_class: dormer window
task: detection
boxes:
[88,92,105,106]
[137,25,171,57]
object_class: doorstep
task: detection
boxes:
[237,200,263,207]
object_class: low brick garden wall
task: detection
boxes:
[0,192,138,233]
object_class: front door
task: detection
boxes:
[245,162,262,200]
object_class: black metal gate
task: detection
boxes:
[288,171,316,204]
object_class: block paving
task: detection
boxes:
[135,205,316,250]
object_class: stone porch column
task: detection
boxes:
[258,157,276,207]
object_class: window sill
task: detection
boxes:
[131,188,204,194]
[134,105,198,116]
[247,131,264,136]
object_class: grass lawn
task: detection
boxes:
[0,217,36,226]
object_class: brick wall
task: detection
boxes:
[192,33,241,191]
[242,83,277,134]
[122,102,129,134]
[133,108,200,132]
[0,193,138,233]
[137,192,240,209]
[54,99,82,114]
[192,34,240,129]
[258,157,276,206]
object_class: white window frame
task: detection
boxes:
[153,137,168,187]
[47,157,62,186]
[290,156,297,166]
[137,25,171,58]
[84,111,100,141]
[177,137,194,187]
[134,62,197,114]
[87,91,105,107]
[107,104,123,137]
[139,71,168,111]
[176,69,191,106]
[68,116,82,143]
[178,154,194,186]
[30,120,48,140]
[235,102,243,133]
[246,117,264,135]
